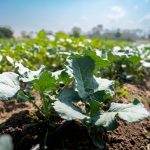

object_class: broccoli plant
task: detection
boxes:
[53,55,150,149]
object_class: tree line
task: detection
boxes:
[0,25,150,41]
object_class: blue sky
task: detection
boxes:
[0,0,150,33]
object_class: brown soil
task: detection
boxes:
[107,118,150,150]
[0,79,150,150]
[117,77,150,111]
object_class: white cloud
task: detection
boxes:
[107,6,125,22]
[111,6,125,17]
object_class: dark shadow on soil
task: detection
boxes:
[0,101,29,113]
[0,110,46,150]
[0,109,150,150]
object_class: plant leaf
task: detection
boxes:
[93,112,118,130]
[0,72,20,100]
[93,77,115,101]
[53,100,88,120]
[58,86,80,102]
[54,86,88,120]
[85,50,110,67]
[91,90,111,102]
[93,100,150,130]
[0,135,13,150]
[88,98,101,116]
[52,69,72,84]
[88,126,106,149]
[94,77,114,92]
[51,69,65,80]
[34,70,56,93]
[66,55,98,99]
[15,62,45,82]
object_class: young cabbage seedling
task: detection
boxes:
[54,55,150,149]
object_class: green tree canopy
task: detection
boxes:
[0,26,13,39]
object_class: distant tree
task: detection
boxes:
[0,27,13,39]
[121,30,139,41]
[88,24,103,38]
[21,31,31,39]
[70,27,81,37]
[102,30,116,39]
[45,30,53,35]
[115,29,122,39]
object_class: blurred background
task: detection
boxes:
[0,0,150,41]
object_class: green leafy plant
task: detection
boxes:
[54,55,150,148]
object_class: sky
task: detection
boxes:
[0,0,150,34]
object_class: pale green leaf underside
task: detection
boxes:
[0,72,20,100]
[15,62,45,82]
[54,100,88,120]
[54,87,87,120]
[51,69,65,80]
[0,135,13,150]
[94,101,150,130]
[94,77,115,96]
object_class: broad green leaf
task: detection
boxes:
[88,99,101,116]
[0,135,13,150]
[85,50,110,67]
[52,69,72,84]
[127,56,141,64]
[0,72,20,100]
[53,100,88,120]
[34,70,56,93]
[92,77,115,102]
[93,112,118,130]
[58,86,80,102]
[54,86,88,120]
[66,56,98,99]
[110,101,150,122]
[94,77,114,91]
[15,62,45,82]
[108,52,121,62]
[91,90,111,102]
[93,100,150,130]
